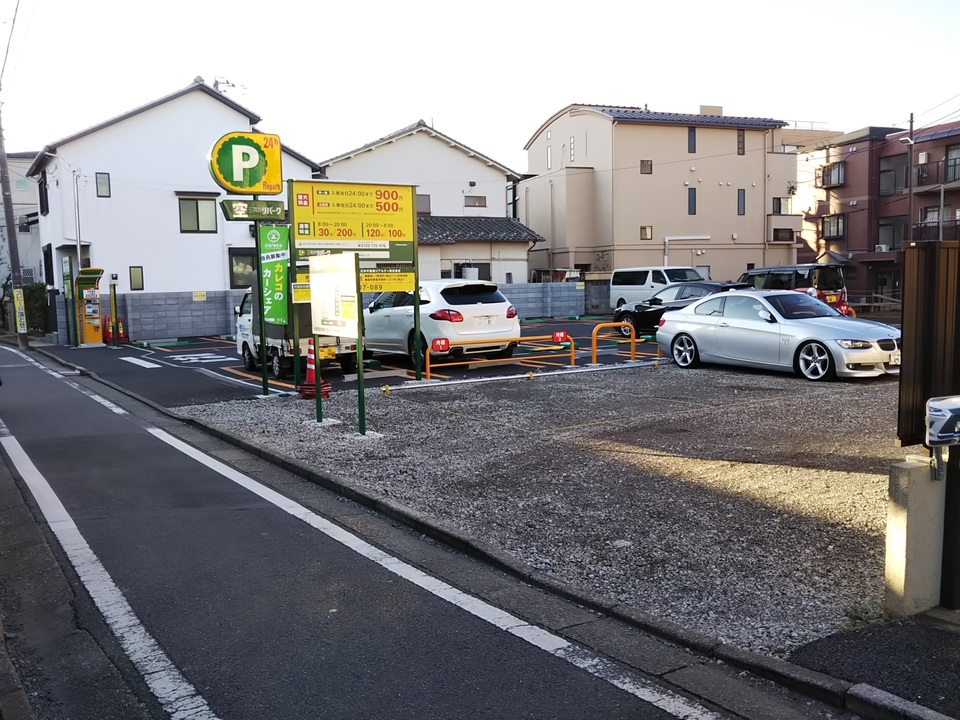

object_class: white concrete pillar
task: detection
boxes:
[885,459,946,616]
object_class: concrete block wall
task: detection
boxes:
[49,285,590,344]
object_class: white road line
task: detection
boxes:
[0,435,220,720]
[149,427,720,719]
[0,346,126,414]
[120,357,163,369]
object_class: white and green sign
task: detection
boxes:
[259,225,290,325]
[220,199,285,221]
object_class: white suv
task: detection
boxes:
[363,280,521,364]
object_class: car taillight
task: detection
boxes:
[429,309,464,323]
[506,305,518,319]
[658,317,667,327]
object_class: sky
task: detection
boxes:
[0,0,958,175]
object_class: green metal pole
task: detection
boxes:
[314,333,323,423]
[287,182,301,387]
[254,210,269,396]
[355,252,366,435]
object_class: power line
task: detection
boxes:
[0,0,20,92]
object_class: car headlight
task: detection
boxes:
[835,339,873,349]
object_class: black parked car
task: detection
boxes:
[612,281,751,337]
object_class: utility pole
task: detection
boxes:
[0,104,29,350]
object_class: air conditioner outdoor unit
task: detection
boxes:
[918,151,929,164]
[875,244,890,253]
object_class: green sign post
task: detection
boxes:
[259,225,289,326]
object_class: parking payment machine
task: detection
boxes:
[75,267,105,345]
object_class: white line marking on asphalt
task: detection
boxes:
[120,357,163,368]
[0,435,220,720]
[148,427,720,720]
[0,346,126,414]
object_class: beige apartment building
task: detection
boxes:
[517,104,803,282]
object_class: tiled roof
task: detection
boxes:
[593,106,787,129]
[417,216,543,245]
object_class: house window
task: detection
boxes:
[688,187,697,215]
[947,144,960,183]
[416,194,431,216]
[547,146,552,170]
[688,127,697,153]
[14,179,27,191]
[771,228,795,243]
[129,266,144,291]
[737,129,745,156]
[816,162,845,188]
[39,171,49,215]
[454,262,491,280]
[96,172,111,198]
[878,216,907,249]
[178,194,218,233]
[464,195,487,208]
[821,213,846,239]
[228,248,255,289]
[772,197,792,214]
[737,189,746,216]
[639,225,653,240]
[569,136,575,163]
[639,160,653,174]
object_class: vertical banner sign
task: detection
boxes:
[259,225,290,325]
[13,288,27,334]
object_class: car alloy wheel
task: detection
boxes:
[619,315,636,338]
[671,334,700,368]
[797,341,835,381]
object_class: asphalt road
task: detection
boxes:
[1,342,773,720]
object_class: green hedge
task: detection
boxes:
[22,282,48,334]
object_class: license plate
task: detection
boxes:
[890,351,901,366]
[474,315,493,327]
[826,294,837,303]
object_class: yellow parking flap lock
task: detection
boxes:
[316,346,337,360]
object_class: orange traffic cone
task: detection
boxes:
[103,315,114,343]
[298,339,318,399]
[118,315,129,343]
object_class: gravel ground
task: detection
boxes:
[176,362,918,659]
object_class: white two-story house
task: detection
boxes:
[319,120,542,285]
[25,79,321,343]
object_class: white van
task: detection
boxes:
[609,266,705,307]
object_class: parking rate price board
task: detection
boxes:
[289,180,417,293]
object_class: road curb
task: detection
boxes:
[27,344,952,720]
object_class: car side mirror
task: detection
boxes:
[368,301,379,313]
[648,298,662,306]
[234,305,240,315]
[759,310,776,323]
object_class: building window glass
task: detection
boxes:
[772,197,792,214]
[639,225,652,240]
[737,129,745,156]
[228,248,255,289]
[816,162,845,188]
[737,189,746,216]
[947,144,960,183]
[179,197,217,233]
[416,194,431,216]
[688,187,697,215]
[547,146,552,170]
[464,195,487,208]
[96,172,111,198]
[772,228,794,243]
[688,127,696,153]
[129,266,144,291]
[639,160,653,174]
[821,213,846,239]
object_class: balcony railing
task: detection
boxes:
[913,158,960,188]
[913,218,960,242]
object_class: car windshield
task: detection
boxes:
[767,292,842,319]
[665,268,704,282]
[437,284,508,305]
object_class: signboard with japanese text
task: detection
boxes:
[13,288,27,334]
[289,180,417,293]
[259,225,290,325]
[209,133,284,195]
[220,199,286,221]
[309,253,359,339]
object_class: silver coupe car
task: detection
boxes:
[656,290,901,381]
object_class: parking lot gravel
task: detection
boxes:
[176,362,918,659]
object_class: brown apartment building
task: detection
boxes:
[798,121,960,302]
